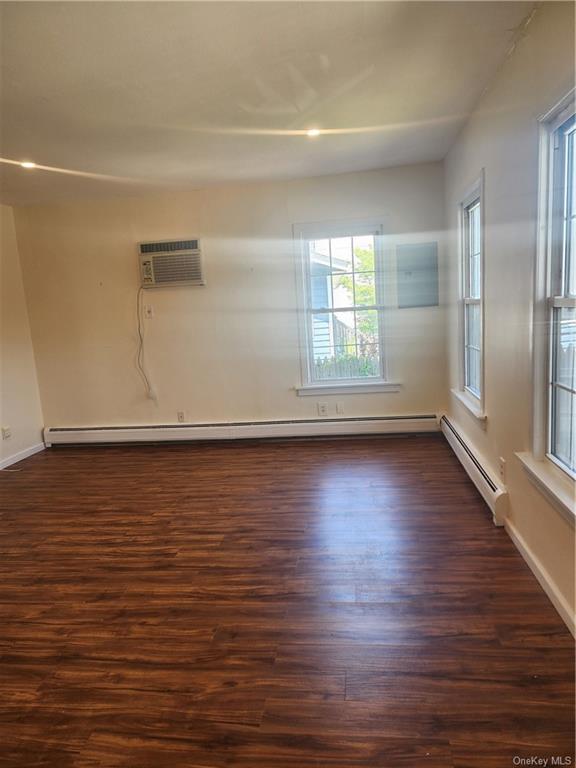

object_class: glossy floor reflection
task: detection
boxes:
[0,434,573,767]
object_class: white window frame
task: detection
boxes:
[532,90,576,481]
[453,172,486,421]
[293,220,400,395]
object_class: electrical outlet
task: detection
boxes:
[144,305,154,319]
[317,402,329,417]
[336,402,345,415]
[1,426,12,440]
[177,411,186,423]
[498,456,506,481]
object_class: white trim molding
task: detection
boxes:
[0,442,45,470]
[44,414,439,446]
[516,452,575,526]
[505,517,575,637]
[450,387,487,423]
[296,381,401,396]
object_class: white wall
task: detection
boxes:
[14,162,446,427]
[0,204,44,465]
[444,3,575,622]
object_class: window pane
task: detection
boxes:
[465,303,481,350]
[310,239,330,269]
[311,275,331,309]
[465,346,472,391]
[334,345,357,359]
[552,307,576,390]
[466,347,481,396]
[472,205,481,256]
[570,129,576,218]
[332,273,354,309]
[550,386,576,473]
[330,237,353,272]
[353,271,376,306]
[353,235,375,272]
[333,310,355,347]
[312,345,380,380]
[470,253,481,299]
[311,313,333,362]
[468,203,481,299]
[333,346,361,379]
[356,310,379,353]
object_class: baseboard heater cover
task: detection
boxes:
[440,415,508,526]
[44,415,439,446]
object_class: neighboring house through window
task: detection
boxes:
[294,222,395,393]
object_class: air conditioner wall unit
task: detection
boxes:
[139,238,204,288]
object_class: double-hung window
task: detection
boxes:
[463,198,483,398]
[457,176,484,413]
[545,108,576,477]
[517,94,575,517]
[295,223,388,389]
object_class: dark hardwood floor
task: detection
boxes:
[0,434,573,767]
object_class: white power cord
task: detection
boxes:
[136,286,157,402]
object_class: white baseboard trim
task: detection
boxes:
[0,442,45,470]
[44,415,439,446]
[505,518,575,637]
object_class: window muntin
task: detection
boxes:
[304,232,384,383]
[548,114,576,476]
[462,197,483,399]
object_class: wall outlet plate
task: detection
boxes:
[498,456,506,480]
[317,402,329,417]
[177,411,185,423]
[1,426,12,440]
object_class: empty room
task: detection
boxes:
[0,1,575,765]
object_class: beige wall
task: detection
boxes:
[0,204,44,463]
[444,3,575,619]
[14,162,446,427]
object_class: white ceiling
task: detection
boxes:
[0,1,534,205]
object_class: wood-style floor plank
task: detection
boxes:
[0,434,573,767]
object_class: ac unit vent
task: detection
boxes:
[140,239,198,254]
[139,239,203,288]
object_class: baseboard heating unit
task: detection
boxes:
[440,415,508,526]
[44,414,439,447]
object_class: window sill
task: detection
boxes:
[516,452,575,526]
[296,381,402,397]
[450,388,487,422]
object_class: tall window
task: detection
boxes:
[297,225,385,385]
[459,178,484,406]
[547,112,575,476]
